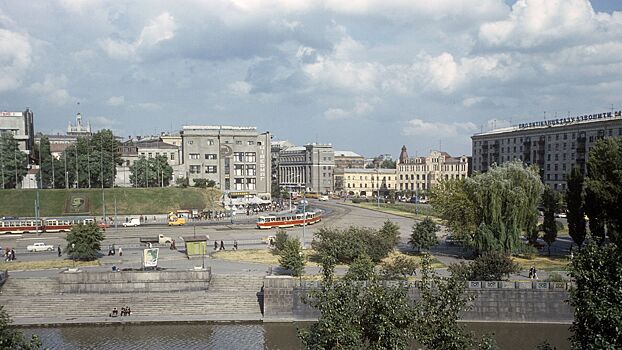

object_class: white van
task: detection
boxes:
[123,218,141,227]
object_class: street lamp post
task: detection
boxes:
[71,243,76,268]
[302,185,306,249]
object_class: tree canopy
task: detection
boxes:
[409,217,439,252]
[66,223,106,261]
[542,186,559,256]
[565,167,586,248]
[465,161,544,254]
[0,133,28,189]
[0,306,42,349]
[129,155,173,187]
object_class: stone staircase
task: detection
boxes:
[0,274,265,325]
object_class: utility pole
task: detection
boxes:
[13,149,18,188]
[101,139,106,224]
[87,138,91,188]
[75,145,79,188]
[64,151,68,188]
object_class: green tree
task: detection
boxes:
[279,237,305,277]
[299,257,414,350]
[585,137,622,247]
[35,136,55,188]
[565,167,586,248]
[569,241,622,349]
[175,176,189,188]
[467,252,519,281]
[273,229,288,253]
[413,254,498,350]
[0,306,42,349]
[429,179,479,246]
[409,217,439,252]
[312,226,396,264]
[0,133,28,189]
[380,159,396,169]
[584,186,606,244]
[542,187,559,256]
[66,223,105,261]
[344,254,375,281]
[379,220,401,247]
[466,161,544,254]
[129,155,173,187]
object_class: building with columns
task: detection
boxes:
[396,147,470,193]
[277,143,334,193]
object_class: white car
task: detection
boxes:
[26,242,54,252]
[123,218,141,227]
[319,195,329,201]
[554,212,567,218]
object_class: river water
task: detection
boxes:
[23,322,570,349]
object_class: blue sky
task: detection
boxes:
[1,0,621,158]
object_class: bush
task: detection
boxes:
[279,238,305,277]
[344,254,375,281]
[312,223,399,264]
[351,198,368,204]
[409,217,439,252]
[470,252,519,281]
[381,255,418,280]
[513,243,538,259]
[274,229,288,253]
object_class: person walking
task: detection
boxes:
[118,247,123,257]
[214,241,218,251]
[58,246,62,257]
[533,266,538,280]
[220,240,225,250]
[233,240,238,250]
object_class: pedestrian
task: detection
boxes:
[58,246,62,257]
[119,247,123,257]
[10,249,15,261]
[233,240,238,250]
[153,216,156,222]
[533,266,538,280]
[125,217,129,223]
[220,240,225,250]
[528,266,533,279]
[214,241,218,251]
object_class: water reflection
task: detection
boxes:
[23,322,569,350]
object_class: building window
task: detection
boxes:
[235,140,242,145]
[245,152,256,162]
[148,153,153,158]
[205,165,217,173]
[207,139,214,145]
[234,178,244,190]
[189,165,201,174]
[247,141,255,145]
[187,140,193,144]
[205,154,217,160]
[225,178,230,190]
[234,164,244,176]
[233,152,244,162]
[189,153,199,160]
[247,178,256,190]
[246,165,256,176]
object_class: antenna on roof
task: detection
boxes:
[543,111,546,120]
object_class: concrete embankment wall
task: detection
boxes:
[263,277,574,324]
[59,269,211,293]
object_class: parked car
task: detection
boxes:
[554,212,567,218]
[168,217,186,226]
[122,218,141,227]
[26,242,54,252]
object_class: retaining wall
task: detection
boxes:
[58,269,211,293]
[263,277,574,323]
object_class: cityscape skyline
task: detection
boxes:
[1,0,621,157]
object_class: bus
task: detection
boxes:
[0,216,106,234]
[304,192,320,199]
[256,211,321,229]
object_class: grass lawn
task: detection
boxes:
[512,256,570,271]
[0,187,220,217]
[210,248,333,267]
[348,202,442,223]
[0,259,100,271]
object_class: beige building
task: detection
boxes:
[277,143,334,193]
[334,150,365,169]
[397,146,470,193]
[341,168,396,197]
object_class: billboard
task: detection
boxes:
[143,248,159,268]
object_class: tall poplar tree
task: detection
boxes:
[566,167,586,248]
[0,133,28,189]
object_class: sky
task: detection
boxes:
[1,0,621,158]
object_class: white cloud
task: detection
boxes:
[403,118,478,137]
[106,96,125,106]
[0,28,32,91]
[100,12,176,60]
[27,75,76,106]
[228,81,253,95]
[324,99,376,120]
[134,102,161,111]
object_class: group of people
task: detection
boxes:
[109,306,132,317]
[3,247,16,262]
[528,266,539,280]
[213,240,238,251]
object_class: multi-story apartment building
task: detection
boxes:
[471,110,622,190]
[181,125,271,199]
[116,139,184,186]
[341,168,397,197]
[396,146,470,193]
[0,109,35,155]
[334,151,365,169]
[277,143,334,193]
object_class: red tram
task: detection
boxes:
[256,211,321,229]
[0,217,107,234]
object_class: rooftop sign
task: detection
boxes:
[519,110,621,129]
[0,112,23,117]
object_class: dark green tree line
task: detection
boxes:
[542,187,559,256]
[0,133,28,189]
[129,155,173,187]
[565,167,586,248]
